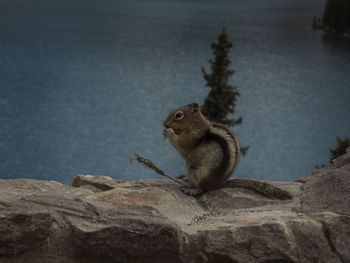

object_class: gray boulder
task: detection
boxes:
[0,151,350,263]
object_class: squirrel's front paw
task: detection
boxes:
[163,127,175,140]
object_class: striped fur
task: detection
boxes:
[186,123,240,192]
[163,103,240,194]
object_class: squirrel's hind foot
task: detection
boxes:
[182,187,203,196]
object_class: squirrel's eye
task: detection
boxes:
[175,111,184,120]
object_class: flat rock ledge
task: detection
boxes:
[1,151,350,263]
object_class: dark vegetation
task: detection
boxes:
[201,26,241,127]
[201,26,249,155]
[316,136,350,168]
[313,0,350,36]
[330,136,350,161]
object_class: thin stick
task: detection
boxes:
[130,153,189,187]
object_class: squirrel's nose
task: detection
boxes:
[163,120,169,128]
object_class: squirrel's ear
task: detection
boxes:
[190,103,199,113]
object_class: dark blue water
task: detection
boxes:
[1,0,350,185]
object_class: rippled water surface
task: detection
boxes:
[1,0,350,184]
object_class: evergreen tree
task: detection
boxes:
[201,26,241,127]
[315,136,350,168]
[201,26,249,155]
[330,136,350,161]
[322,0,350,33]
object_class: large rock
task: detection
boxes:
[0,151,350,263]
[296,149,350,215]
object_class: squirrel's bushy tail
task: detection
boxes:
[224,179,293,200]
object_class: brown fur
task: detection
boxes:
[163,103,240,195]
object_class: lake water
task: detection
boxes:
[1,0,350,185]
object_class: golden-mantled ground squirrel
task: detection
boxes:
[163,103,240,196]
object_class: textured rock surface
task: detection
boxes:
[1,151,350,263]
[296,149,350,216]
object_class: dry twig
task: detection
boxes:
[130,153,189,187]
